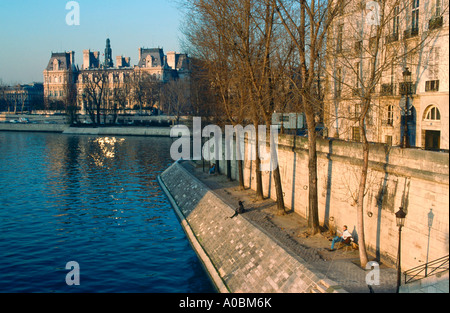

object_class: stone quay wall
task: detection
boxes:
[159,161,346,293]
[215,135,449,271]
[0,123,171,137]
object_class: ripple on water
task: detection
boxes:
[0,132,215,293]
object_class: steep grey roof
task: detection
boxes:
[45,52,74,71]
[138,48,165,68]
[175,54,189,70]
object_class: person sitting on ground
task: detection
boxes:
[209,163,216,175]
[329,225,352,251]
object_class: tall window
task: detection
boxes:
[387,105,394,125]
[428,47,440,80]
[355,61,361,89]
[337,24,343,53]
[352,127,361,142]
[393,5,399,35]
[434,0,441,16]
[412,0,419,31]
[335,68,342,98]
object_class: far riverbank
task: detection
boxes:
[0,123,172,137]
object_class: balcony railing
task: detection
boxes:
[386,33,399,44]
[429,16,443,30]
[380,83,396,96]
[404,27,419,39]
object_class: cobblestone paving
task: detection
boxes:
[181,161,399,293]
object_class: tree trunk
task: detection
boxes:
[254,121,264,200]
[356,104,370,268]
[306,112,320,234]
[236,130,245,190]
[269,125,286,214]
[238,159,245,190]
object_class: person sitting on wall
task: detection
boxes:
[226,201,245,219]
[329,225,352,251]
[209,163,216,175]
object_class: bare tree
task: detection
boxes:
[64,73,78,124]
[160,78,191,124]
[111,72,132,123]
[81,70,109,125]
[272,0,345,233]
[0,80,7,112]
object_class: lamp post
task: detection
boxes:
[426,208,435,276]
[395,207,407,293]
[401,67,412,148]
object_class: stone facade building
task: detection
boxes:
[43,39,190,112]
[324,0,449,151]
[1,83,44,112]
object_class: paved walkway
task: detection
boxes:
[181,161,399,293]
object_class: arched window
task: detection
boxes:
[424,106,441,121]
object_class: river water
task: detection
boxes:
[0,131,215,293]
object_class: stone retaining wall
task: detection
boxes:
[0,123,171,137]
[63,126,171,137]
[216,135,449,271]
[159,161,346,293]
[0,123,67,133]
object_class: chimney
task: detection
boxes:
[138,48,142,61]
[116,56,123,68]
[83,50,90,70]
[167,51,176,69]
[69,51,75,68]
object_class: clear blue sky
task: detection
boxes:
[0,0,185,84]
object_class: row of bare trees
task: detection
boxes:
[182,0,345,229]
[181,0,446,267]
[78,70,192,125]
[0,81,45,113]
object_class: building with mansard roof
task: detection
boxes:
[43,38,190,111]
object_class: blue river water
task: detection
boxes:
[0,131,216,293]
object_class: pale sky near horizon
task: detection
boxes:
[0,0,185,84]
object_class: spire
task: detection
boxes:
[104,38,113,68]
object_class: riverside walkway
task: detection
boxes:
[180,161,399,293]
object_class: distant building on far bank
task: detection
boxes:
[1,83,44,113]
[42,38,190,112]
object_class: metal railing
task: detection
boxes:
[404,255,449,284]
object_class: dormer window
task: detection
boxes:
[146,55,153,68]
[53,59,59,71]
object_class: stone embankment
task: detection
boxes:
[0,123,171,137]
[0,123,67,133]
[158,161,346,293]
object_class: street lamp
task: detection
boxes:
[395,207,407,293]
[401,67,412,148]
[426,208,435,276]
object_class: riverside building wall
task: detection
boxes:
[215,134,448,271]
